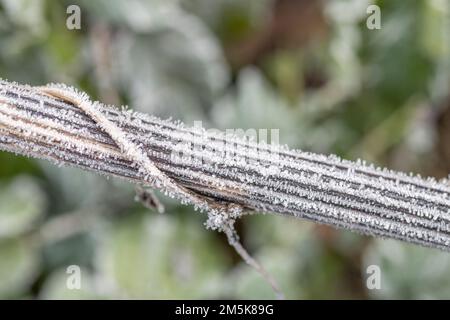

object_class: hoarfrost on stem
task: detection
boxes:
[1,78,450,254]
[4,80,279,296]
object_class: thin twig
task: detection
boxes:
[223,223,284,299]
[1,79,450,252]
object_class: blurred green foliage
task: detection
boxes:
[0,0,449,299]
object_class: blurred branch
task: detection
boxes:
[1,80,450,251]
[90,22,121,106]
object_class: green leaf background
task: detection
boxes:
[0,0,449,299]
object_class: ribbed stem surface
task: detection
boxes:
[1,80,450,250]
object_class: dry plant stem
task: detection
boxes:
[37,85,213,212]
[0,80,282,296]
[38,85,281,294]
[1,80,450,254]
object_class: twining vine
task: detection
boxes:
[1,79,450,296]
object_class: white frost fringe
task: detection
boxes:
[1,79,450,297]
[38,83,284,298]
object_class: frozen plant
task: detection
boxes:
[1,79,450,297]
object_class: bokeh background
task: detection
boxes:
[0,0,449,299]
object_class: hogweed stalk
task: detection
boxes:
[0,79,450,254]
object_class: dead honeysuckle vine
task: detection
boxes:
[1,79,450,296]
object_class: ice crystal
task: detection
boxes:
[1,79,450,252]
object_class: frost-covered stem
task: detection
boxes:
[1,80,450,250]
